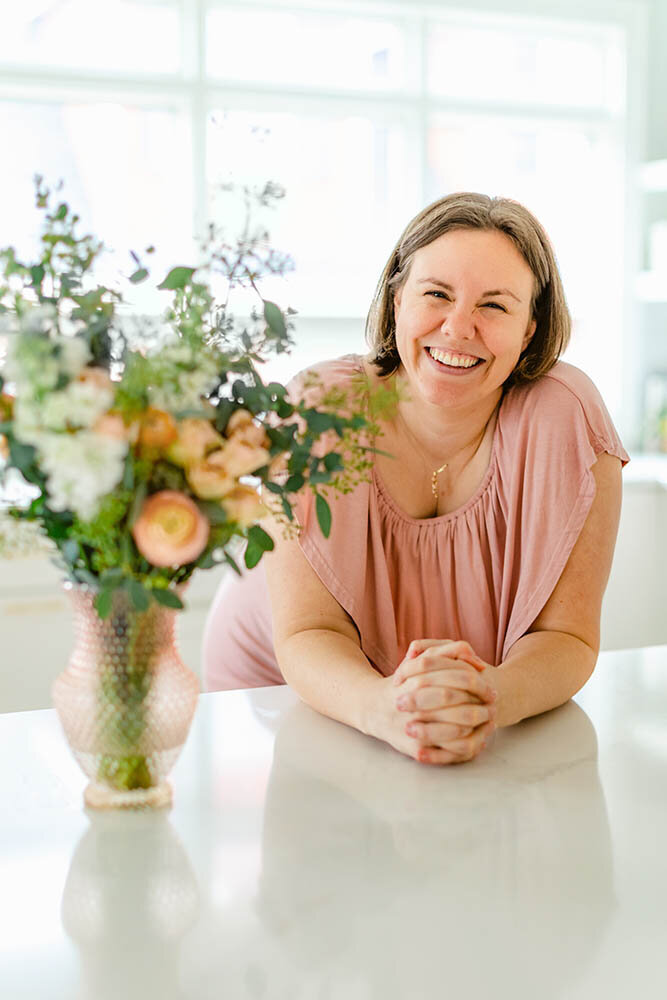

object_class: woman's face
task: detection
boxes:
[393,228,537,409]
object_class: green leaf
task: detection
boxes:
[30,264,45,287]
[244,524,274,571]
[323,452,343,472]
[263,300,286,337]
[247,524,275,553]
[262,481,283,495]
[157,266,196,290]
[284,473,305,492]
[100,567,124,587]
[315,493,332,538]
[303,409,337,434]
[62,539,79,565]
[128,481,148,528]
[122,454,135,490]
[281,497,294,521]
[152,588,184,610]
[127,578,150,611]
[95,588,114,619]
[196,501,228,525]
[54,203,68,221]
[129,268,149,284]
[224,551,242,576]
[244,542,263,569]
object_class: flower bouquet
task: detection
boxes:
[0,177,389,808]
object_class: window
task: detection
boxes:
[0,0,639,437]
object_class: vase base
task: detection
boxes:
[84,781,173,811]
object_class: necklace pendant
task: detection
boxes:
[431,471,439,501]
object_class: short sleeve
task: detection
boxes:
[498,363,630,661]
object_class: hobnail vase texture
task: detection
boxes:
[52,585,199,810]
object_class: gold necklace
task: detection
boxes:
[398,408,492,506]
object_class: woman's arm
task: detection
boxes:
[487,450,623,728]
[262,509,495,758]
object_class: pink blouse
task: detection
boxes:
[203,354,630,691]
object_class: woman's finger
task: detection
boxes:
[396,668,497,708]
[394,639,489,685]
[416,720,496,765]
[406,720,473,743]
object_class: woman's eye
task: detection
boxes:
[426,291,449,300]
[483,302,506,311]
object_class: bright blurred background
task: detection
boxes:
[0,0,666,449]
[2,0,667,710]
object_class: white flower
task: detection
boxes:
[54,335,90,376]
[4,335,60,397]
[40,379,114,431]
[36,431,128,521]
[0,312,19,336]
[20,304,58,336]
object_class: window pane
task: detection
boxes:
[0,100,194,314]
[427,15,625,112]
[0,1,180,74]
[427,112,625,414]
[206,8,412,91]
[207,110,417,317]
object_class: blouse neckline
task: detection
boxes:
[348,353,503,527]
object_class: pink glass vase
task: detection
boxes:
[52,584,199,810]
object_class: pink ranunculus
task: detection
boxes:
[166,418,225,468]
[131,490,210,568]
[222,485,267,528]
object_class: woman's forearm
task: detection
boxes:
[493,629,598,728]
[276,629,386,737]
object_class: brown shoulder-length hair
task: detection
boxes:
[365,192,571,389]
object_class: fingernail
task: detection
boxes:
[396,696,409,710]
[405,723,417,736]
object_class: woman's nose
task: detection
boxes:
[441,305,476,339]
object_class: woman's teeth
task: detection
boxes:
[427,347,482,368]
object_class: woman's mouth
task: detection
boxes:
[424,346,485,372]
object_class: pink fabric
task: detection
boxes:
[203,354,630,691]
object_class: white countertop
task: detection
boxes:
[1,644,667,999]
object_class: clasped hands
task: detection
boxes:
[389,639,498,765]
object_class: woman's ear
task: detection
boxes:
[522,317,537,350]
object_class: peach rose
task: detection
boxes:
[226,408,270,448]
[132,490,210,568]
[0,435,8,462]
[76,367,114,393]
[267,451,289,482]
[166,418,225,467]
[186,452,236,500]
[139,407,178,450]
[216,436,271,478]
[222,485,267,527]
[94,410,140,443]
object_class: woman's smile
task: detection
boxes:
[393,228,537,408]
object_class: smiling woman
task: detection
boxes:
[203,192,629,769]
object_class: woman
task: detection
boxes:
[203,192,629,765]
